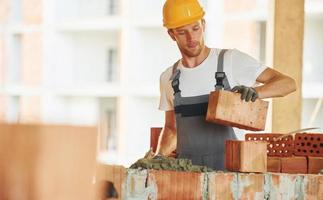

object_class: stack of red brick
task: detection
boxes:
[245,133,323,174]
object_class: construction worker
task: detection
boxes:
[155,0,297,170]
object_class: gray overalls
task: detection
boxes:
[171,49,237,170]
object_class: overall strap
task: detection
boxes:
[215,49,231,90]
[170,60,181,95]
[217,49,228,72]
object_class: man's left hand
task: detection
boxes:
[231,85,259,102]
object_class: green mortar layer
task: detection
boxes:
[130,156,213,172]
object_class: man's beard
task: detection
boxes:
[179,41,204,57]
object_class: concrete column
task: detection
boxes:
[269,0,304,132]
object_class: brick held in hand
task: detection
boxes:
[225,140,267,173]
[206,90,269,131]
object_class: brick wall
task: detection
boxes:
[104,165,323,200]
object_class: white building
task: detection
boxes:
[0,0,323,166]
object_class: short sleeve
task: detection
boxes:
[231,49,267,87]
[158,69,174,111]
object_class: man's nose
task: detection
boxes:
[186,32,193,42]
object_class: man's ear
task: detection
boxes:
[201,19,206,31]
[167,29,176,41]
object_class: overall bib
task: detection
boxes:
[171,49,237,170]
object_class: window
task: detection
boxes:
[106,48,117,82]
[7,96,20,123]
[8,35,22,84]
[106,109,117,151]
[107,0,118,15]
[10,0,22,23]
[99,98,118,153]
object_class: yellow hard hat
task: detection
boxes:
[163,0,205,29]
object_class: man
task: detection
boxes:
[155,0,296,170]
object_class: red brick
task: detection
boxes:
[308,157,323,174]
[294,133,323,157]
[208,172,236,199]
[150,127,162,152]
[225,140,267,173]
[104,165,126,200]
[267,157,281,173]
[148,170,204,200]
[124,169,152,199]
[281,156,307,174]
[206,90,269,131]
[303,174,323,200]
[150,127,176,157]
[269,173,302,199]
[0,124,97,199]
[238,173,264,200]
[245,133,294,157]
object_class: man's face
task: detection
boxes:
[168,20,206,57]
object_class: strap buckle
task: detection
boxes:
[215,72,226,90]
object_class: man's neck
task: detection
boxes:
[181,46,211,68]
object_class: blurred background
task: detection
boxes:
[0,0,323,169]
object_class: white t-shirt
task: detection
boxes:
[159,48,267,111]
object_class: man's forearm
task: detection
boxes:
[255,75,296,99]
[155,126,177,156]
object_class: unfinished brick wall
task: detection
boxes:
[103,166,323,200]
